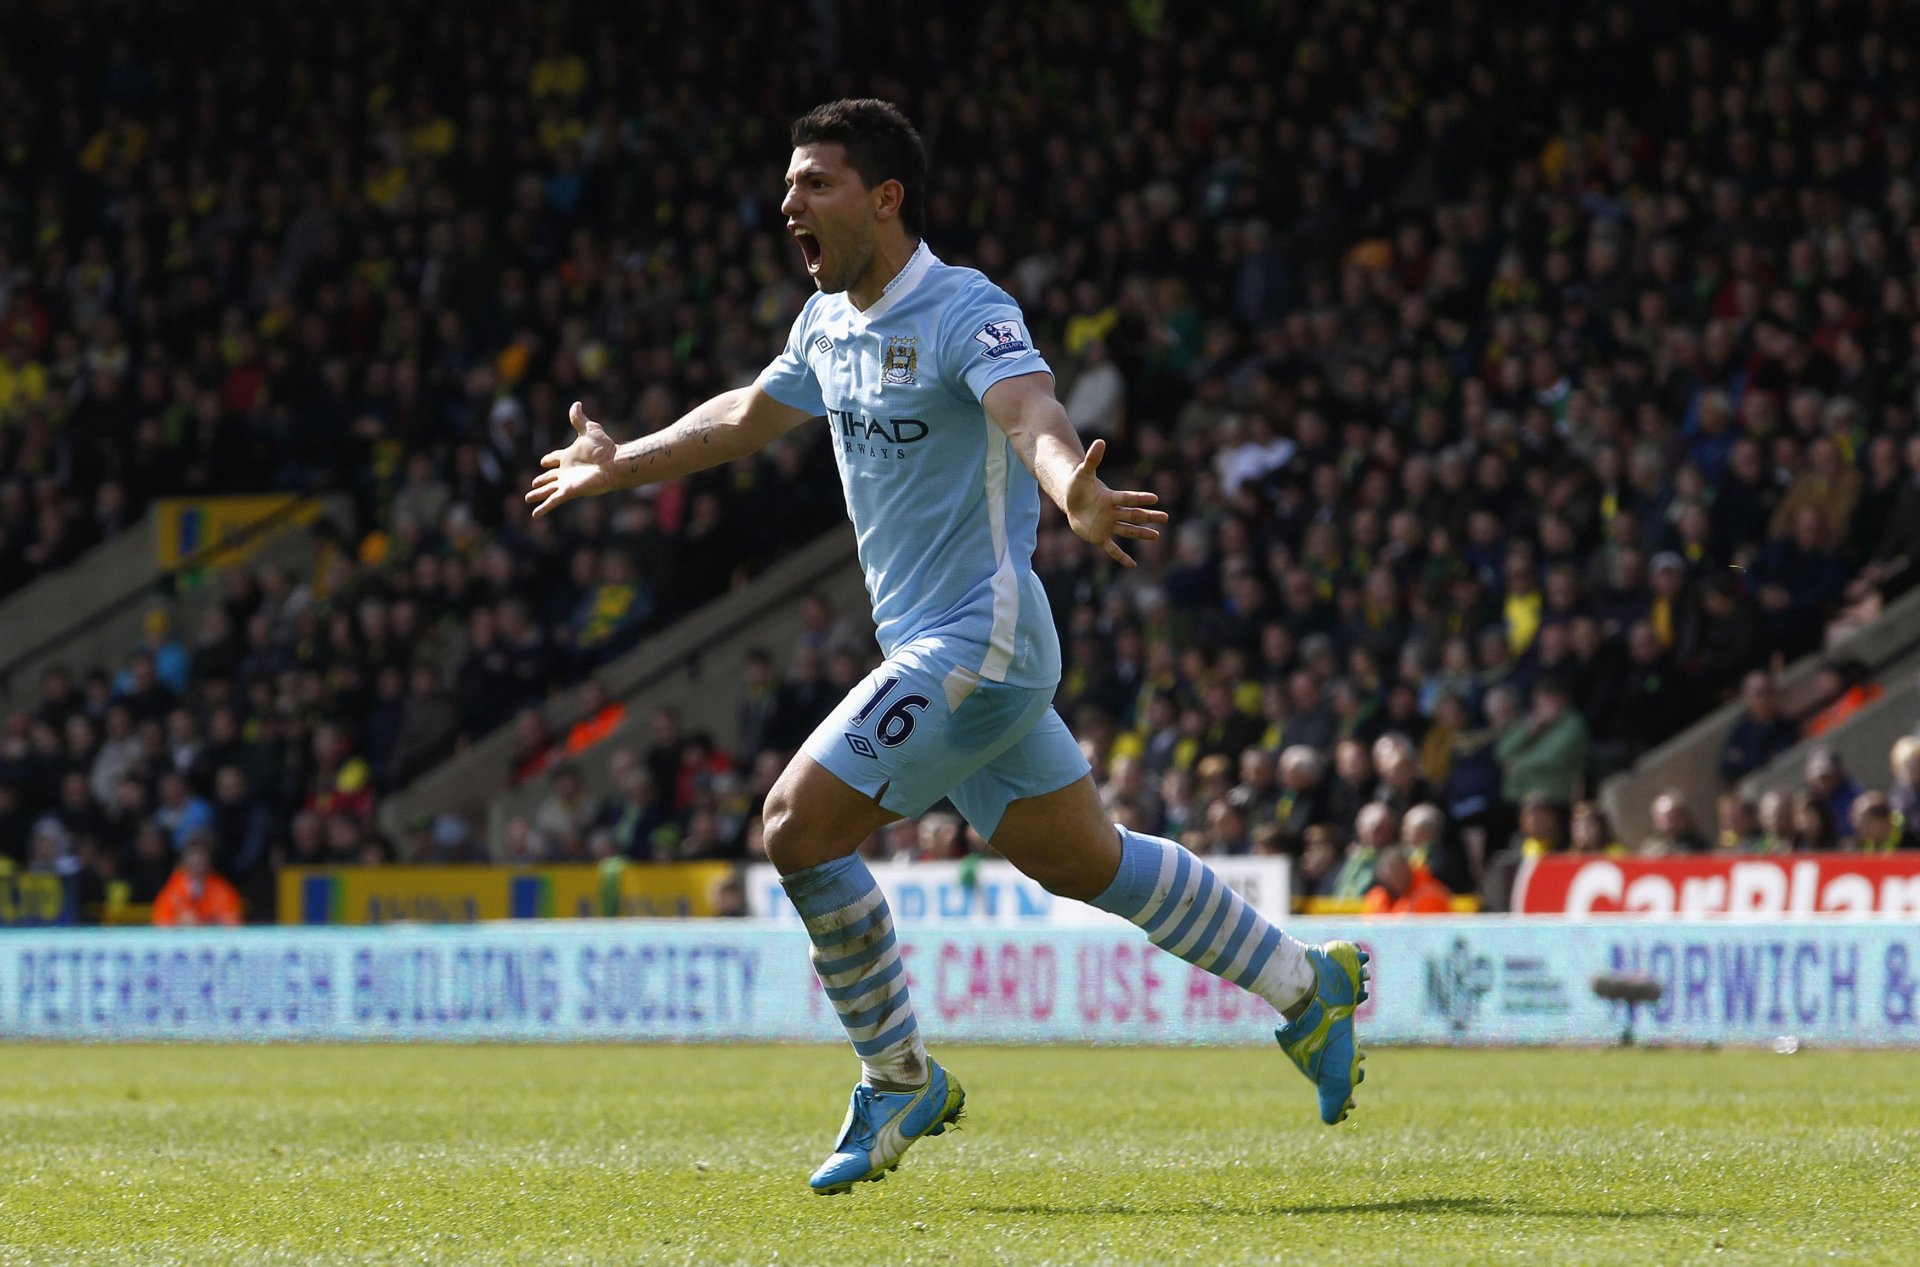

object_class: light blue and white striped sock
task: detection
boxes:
[782,855,928,1090]
[1090,827,1317,1013]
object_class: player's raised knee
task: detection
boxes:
[1017,852,1103,900]
[760,782,806,873]
[760,754,898,875]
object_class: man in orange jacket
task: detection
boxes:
[152,832,244,926]
[1362,845,1454,915]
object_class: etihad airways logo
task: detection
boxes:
[828,407,928,460]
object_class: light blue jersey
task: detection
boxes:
[757,242,1061,693]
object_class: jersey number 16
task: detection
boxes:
[851,676,929,748]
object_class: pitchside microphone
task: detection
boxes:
[1591,972,1664,1047]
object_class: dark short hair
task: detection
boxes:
[791,99,926,234]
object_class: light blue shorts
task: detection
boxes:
[801,644,1090,839]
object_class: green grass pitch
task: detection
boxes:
[0,1044,1915,1265]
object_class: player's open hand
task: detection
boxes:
[525,402,621,518]
[1064,438,1168,568]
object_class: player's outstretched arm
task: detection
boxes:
[525,385,811,518]
[983,371,1168,568]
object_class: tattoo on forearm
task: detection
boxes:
[626,435,671,474]
[624,408,719,475]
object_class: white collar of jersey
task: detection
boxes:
[848,239,934,327]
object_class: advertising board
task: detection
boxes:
[278,864,734,924]
[3,917,1914,1047]
[0,874,75,927]
[1513,854,1920,918]
[743,858,1291,926]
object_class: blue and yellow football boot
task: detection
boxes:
[809,1058,966,1194]
[1274,941,1370,1125]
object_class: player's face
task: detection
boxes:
[782,143,877,295]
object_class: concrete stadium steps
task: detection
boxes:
[0,518,162,700]
[378,526,870,853]
[1600,584,1920,844]
[1738,673,1920,806]
[0,495,351,708]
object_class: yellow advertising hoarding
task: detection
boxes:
[279,864,735,925]
[154,495,322,569]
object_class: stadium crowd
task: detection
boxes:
[4,0,1920,921]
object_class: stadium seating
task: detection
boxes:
[5,0,1920,923]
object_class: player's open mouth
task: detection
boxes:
[792,225,823,274]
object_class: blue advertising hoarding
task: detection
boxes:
[0,873,76,927]
[0,917,1914,1046]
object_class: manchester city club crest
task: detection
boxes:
[882,334,917,386]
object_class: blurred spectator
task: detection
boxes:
[1716,793,1765,853]
[709,872,749,918]
[1512,794,1564,862]
[1296,824,1342,899]
[151,771,212,851]
[601,751,669,862]
[1719,672,1800,784]
[1801,660,1885,740]
[735,651,782,767]
[1227,748,1279,826]
[1331,803,1395,901]
[1398,803,1460,886]
[1771,438,1860,548]
[210,765,273,917]
[1756,791,1795,855]
[508,709,561,787]
[1889,737,1920,825]
[562,680,628,758]
[151,833,243,927]
[1361,846,1452,915]
[1496,678,1588,812]
[1274,746,1330,849]
[28,817,79,877]
[1599,623,1690,770]
[914,813,966,863]
[1325,741,1376,838]
[1567,802,1622,858]
[1847,438,1920,604]
[795,595,866,664]
[1747,510,1848,662]
[532,764,596,859]
[1202,799,1251,857]
[124,823,175,904]
[388,664,462,787]
[1638,792,1708,858]
[1805,748,1865,830]
[1789,793,1839,853]
[1846,792,1907,853]
[1371,734,1434,818]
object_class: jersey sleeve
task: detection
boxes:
[755,301,827,416]
[943,281,1052,402]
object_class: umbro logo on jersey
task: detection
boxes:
[814,335,833,354]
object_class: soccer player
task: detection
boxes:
[526,99,1368,1194]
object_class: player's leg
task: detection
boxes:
[986,771,1328,1020]
[761,751,929,1090]
[957,713,1369,1125]
[769,653,998,1192]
